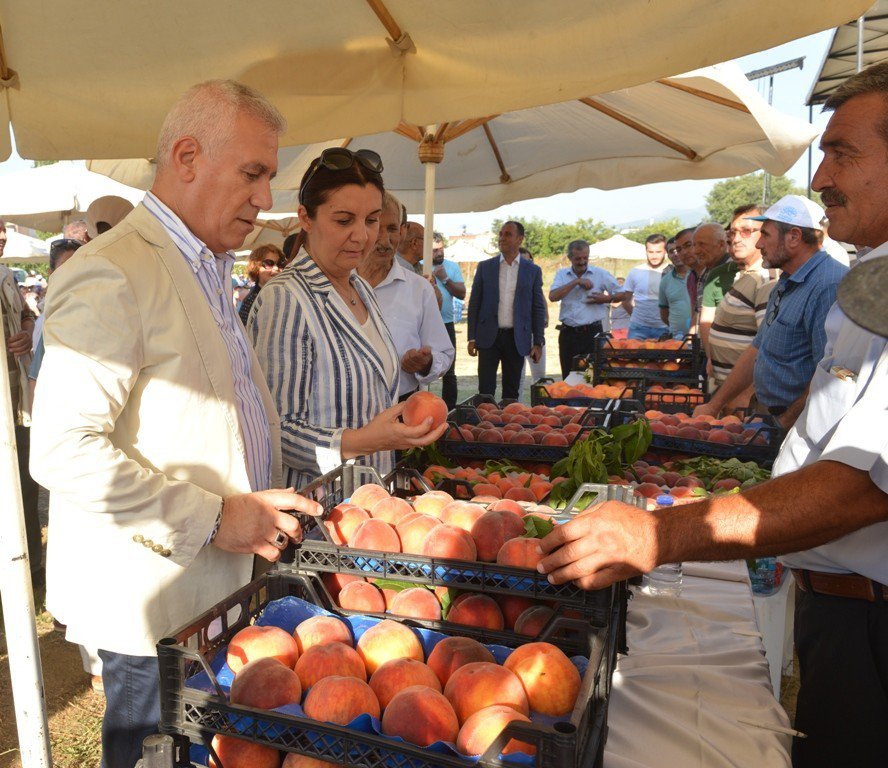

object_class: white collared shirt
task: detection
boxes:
[498,253,520,329]
[775,244,888,582]
[373,260,456,397]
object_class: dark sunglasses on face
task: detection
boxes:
[50,238,84,253]
[298,148,384,205]
[260,259,281,269]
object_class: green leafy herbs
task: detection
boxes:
[523,515,555,539]
[672,457,770,490]
[547,420,652,509]
[368,579,420,593]
[403,443,454,469]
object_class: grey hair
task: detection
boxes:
[155,80,286,170]
[383,191,403,216]
[566,239,589,257]
[694,222,727,243]
[823,62,888,148]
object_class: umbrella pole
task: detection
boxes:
[418,127,444,277]
[0,362,52,766]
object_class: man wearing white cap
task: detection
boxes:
[693,194,847,426]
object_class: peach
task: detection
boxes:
[443,662,529,724]
[707,429,735,445]
[675,427,701,440]
[338,581,386,613]
[413,490,454,518]
[293,615,352,654]
[389,588,443,621]
[675,476,705,489]
[441,502,487,533]
[369,495,414,525]
[456,704,536,757]
[471,510,526,562]
[496,537,543,570]
[471,483,502,499]
[447,425,474,441]
[478,429,504,443]
[349,483,391,512]
[294,641,366,689]
[514,606,554,637]
[369,657,442,709]
[489,499,525,517]
[496,594,537,630]
[382,685,460,747]
[324,503,369,545]
[427,636,495,687]
[356,620,424,675]
[396,513,441,554]
[541,433,569,447]
[303,676,380,725]
[713,478,741,491]
[508,431,535,444]
[503,642,581,716]
[402,391,448,429]
[209,735,280,768]
[321,572,364,601]
[230,657,302,709]
[282,755,344,768]
[503,402,528,415]
[634,482,664,499]
[446,594,504,631]
[471,495,500,504]
[421,524,477,561]
[227,625,300,675]
[351,518,401,553]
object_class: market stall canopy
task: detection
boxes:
[807,1,888,105]
[587,234,646,260]
[0,227,49,262]
[236,214,301,256]
[92,63,820,215]
[0,162,143,232]
[0,0,870,162]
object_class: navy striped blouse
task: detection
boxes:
[248,249,400,489]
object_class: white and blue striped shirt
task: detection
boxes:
[248,248,400,489]
[143,192,272,491]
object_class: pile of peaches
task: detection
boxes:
[645,410,770,447]
[323,484,555,573]
[208,611,583,767]
[643,383,705,405]
[540,381,634,401]
[445,401,596,447]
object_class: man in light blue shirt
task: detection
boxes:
[657,234,692,338]
[549,239,629,378]
[429,234,465,409]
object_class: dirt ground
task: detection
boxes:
[0,325,798,765]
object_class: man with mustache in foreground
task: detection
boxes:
[539,62,888,768]
[357,191,454,401]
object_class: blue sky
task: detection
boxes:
[0,29,835,236]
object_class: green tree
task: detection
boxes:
[490,217,615,258]
[622,218,683,244]
[705,173,818,224]
[32,160,58,167]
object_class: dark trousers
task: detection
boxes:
[478,328,524,401]
[557,322,602,380]
[16,425,41,574]
[792,587,888,768]
[98,649,161,768]
[442,322,458,410]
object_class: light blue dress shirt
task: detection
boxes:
[550,266,620,326]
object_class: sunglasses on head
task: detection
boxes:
[50,238,84,254]
[298,148,384,205]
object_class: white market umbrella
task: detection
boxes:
[92,62,820,274]
[445,235,495,263]
[587,234,647,261]
[0,1,868,163]
[235,215,301,256]
[0,162,143,232]
[0,228,50,263]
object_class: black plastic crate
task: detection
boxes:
[158,572,617,768]
[451,394,603,428]
[440,410,613,463]
[291,466,622,621]
[613,413,785,463]
[593,333,702,363]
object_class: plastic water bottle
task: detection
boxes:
[642,495,683,597]
[748,557,783,596]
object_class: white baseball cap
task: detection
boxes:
[86,195,134,239]
[746,195,826,231]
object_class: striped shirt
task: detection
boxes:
[143,192,272,492]
[708,264,778,383]
[248,248,400,489]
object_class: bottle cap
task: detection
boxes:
[655,494,674,506]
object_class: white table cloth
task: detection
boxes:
[605,561,793,767]
[752,575,796,692]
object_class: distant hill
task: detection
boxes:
[614,206,707,230]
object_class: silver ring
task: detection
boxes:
[272,529,288,548]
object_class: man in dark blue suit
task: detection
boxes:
[467,221,545,400]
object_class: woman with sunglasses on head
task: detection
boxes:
[248,149,447,488]
[238,243,285,325]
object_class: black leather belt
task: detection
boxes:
[558,322,602,334]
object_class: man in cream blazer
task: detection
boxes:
[30,81,320,768]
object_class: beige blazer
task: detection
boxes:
[30,204,283,657]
